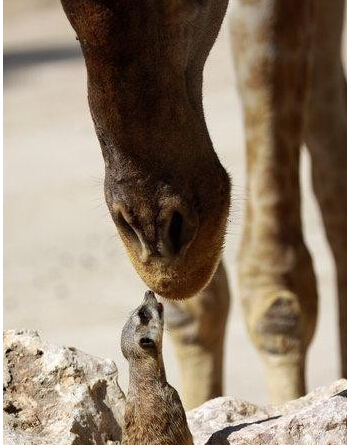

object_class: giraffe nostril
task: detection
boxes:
[168,211,184,255]
[164,209,198,257]
[115,209,141,246]
[112,203,198,260]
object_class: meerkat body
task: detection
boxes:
[121,291,193,445]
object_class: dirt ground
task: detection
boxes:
[4,1,347,404]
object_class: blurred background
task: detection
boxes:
[4,0,347,404]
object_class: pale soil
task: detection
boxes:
[4,0,347,403]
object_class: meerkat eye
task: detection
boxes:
[139,337,155,349]
[138,307,150,324]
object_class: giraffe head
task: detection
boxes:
[61,0,230,299]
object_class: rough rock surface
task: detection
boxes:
[188,380,347,444]
[3,330,125,445]
[3,330,347,445]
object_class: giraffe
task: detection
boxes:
[60,0,347,408]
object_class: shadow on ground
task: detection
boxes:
[205,415,281,444]
[335,389,347,398]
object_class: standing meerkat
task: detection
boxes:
[121,290,193,445]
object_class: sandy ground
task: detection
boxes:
[4,1,347,404]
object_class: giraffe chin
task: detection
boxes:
[128,252,221,301]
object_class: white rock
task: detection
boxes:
[187,380,347,445]
[3,330,125,445]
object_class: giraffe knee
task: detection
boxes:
[249,292,305,356]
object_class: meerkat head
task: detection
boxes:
[121,290,164,361]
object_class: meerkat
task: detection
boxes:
[121,290,194,445]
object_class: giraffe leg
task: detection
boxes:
[305,0,347,378]
[163,260,230,410]
[230,0,318,403]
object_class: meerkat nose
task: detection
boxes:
[145,290,155,299]
[144,290,157,306]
